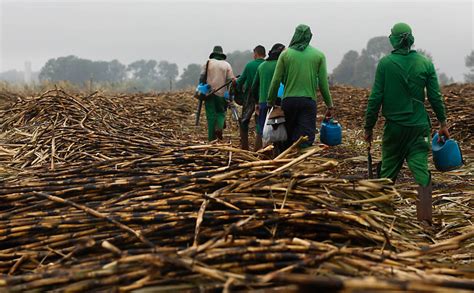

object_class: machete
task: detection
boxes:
[367,143,373,179]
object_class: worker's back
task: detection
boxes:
[255,60,277,102]
[279,46,327,99]
[378,50,441,126]
[206,59,234,97]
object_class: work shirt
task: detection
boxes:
[237,58,265,93]
[251,60,277,104]
[201,59,235,97]
[365,50,447,129]
[267,46,332,107]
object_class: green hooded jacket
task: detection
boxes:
[252,60,278,104]
[289,24,313,51]
[365,23,446,129]
[267,24,332,106]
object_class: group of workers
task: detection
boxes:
[198,23,449,225]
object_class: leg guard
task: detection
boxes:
[416,177,432,224]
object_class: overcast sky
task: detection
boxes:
[1,0,472,81]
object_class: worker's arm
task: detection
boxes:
[236,64,249,91]
[426,62,449,138]
[199,61,208,84]
[226,62,235,81]
[317,54,333,108]
[426,62,447,124]
[251,70,260,104]
[267,53,285,105]
[364,60,385,141]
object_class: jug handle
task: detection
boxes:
[458,142,465,165]
[435,131,446,144]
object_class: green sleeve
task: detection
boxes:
[365,61,385,131]
[318,54,333,107]
[236,64,248,91]
[267,54,285,104]
[251,70,260,104]
[426,63,447,123]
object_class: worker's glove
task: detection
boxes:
[438,123,450,141]
[255,104,260,115]
[364,129,373,144]
[325,106,334,119]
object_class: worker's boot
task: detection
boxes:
[240,129,249,150]
[254,134,263,151]
[215,129,223,141]
[416,179,432,225]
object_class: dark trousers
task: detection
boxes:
[240,90,255,132]
[281,97,317,149]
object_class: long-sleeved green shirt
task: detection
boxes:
[236,58,265,93]
[251,60,277,104]
[365,51,447,130]
[267,46,332,106]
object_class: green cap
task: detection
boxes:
[391,23,412,36]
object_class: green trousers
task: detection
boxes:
[205,94,226,141]
[380,122,431,186]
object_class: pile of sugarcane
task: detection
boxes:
[0,141,472,291]
[0,87,472,291]
[0,89,199,169]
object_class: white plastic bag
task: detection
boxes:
[269,122,287,143]
[262,108,272,146]
[262,107,287,145]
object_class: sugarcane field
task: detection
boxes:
[0,82,471,292]
[1,1,474,292]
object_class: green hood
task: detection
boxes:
[389,23,415,55]
[289,24,312,51]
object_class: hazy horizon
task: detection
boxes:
[1,0,473,81]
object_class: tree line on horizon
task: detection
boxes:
[1,38,473,92]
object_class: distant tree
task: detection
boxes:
[127,60,158,80]
[366,36,392,63]
[158,61,178,80]
[177,63,202,89]
[40,55,92,84]
[226,50,253,76]
[107,59,127,83]
[39,55,127,84]
[0,70,24,83]
[352,50,377,88]
[417,49,433,61]
[331,36,391,87]
[438,72,454,86]
[464,51,474,83]
[158,61,179,90]
[331,50,359,85]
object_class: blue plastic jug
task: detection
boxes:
[277,83,284,98]
[196,83,210,95]
[320,118,342,146]
[432,133,463,171]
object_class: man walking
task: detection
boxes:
[236,45,266,150]
[200,46,235,141]
[267,24,334,149]
[251,43,286,150]
[364,23,449,225]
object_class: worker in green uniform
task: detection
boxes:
[267,24,334,149]
[251,43,286,150]
[364,23,450,225]
[236,45,266,150]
